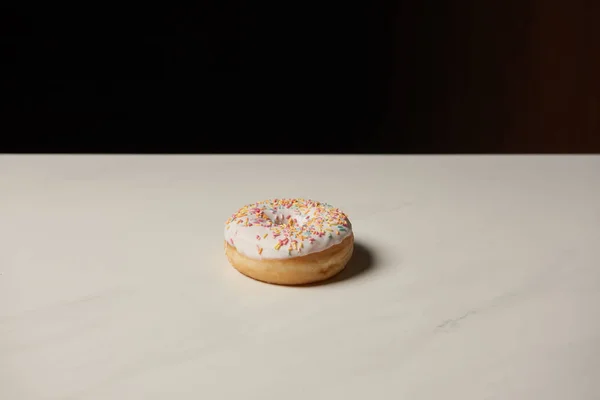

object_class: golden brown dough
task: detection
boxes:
[225,234,354,285]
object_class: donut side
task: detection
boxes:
[225,234,354,285]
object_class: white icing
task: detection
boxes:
[224,199,352,260]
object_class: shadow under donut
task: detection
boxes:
[299,241,376,287]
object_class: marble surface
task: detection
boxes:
[1,155,599,399]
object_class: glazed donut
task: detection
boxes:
[224,198,354,285]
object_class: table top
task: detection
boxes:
[1,155,599,400]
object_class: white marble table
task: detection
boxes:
[1,155,599,399]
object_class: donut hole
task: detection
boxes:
[270,211,307,229]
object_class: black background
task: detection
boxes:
[2,3,599,153]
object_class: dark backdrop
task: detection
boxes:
[2,2,599,153]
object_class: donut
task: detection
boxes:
[224,198,354,285]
